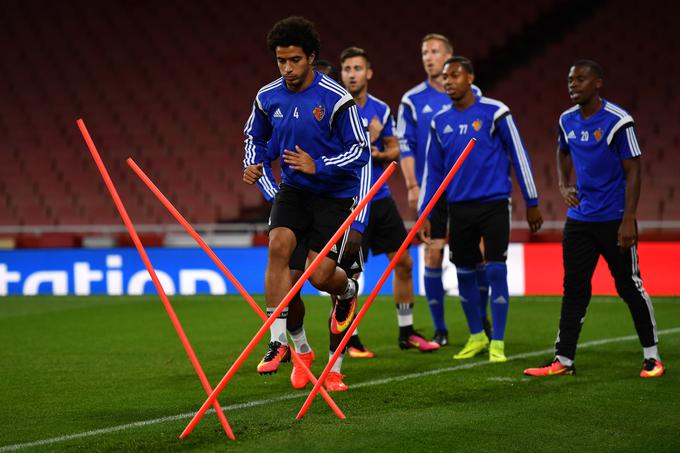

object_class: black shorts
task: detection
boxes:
[430,196,448,240]
[361,196,408,262]
[289,241,364,275]
[448,199,510,267]
[270,184,362,273]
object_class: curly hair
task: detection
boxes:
[266,16,321,58]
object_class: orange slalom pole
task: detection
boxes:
[126,157,345,420]
[76,119,236,440]
[296,138,477,419]
[179,162,398,438]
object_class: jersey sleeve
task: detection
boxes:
[557,117,570,152]
[381,106,395,138]
[418,122,445,215]
[397,98,417,159]
[351,153,372,234]
[243,96,272,167]
[611,124,642,160]
[314,99,370,177]
[256,156,279,203]
[496,114,539,207]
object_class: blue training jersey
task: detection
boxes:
[558,99,642,222]
[244,72,370,199]
[357,94,396,201]
[419,96,539,213]
[397,81,482,186]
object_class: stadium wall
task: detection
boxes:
[0,243,678,297]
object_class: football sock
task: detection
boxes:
[486,262,509,341]
[329,349,345,373]
[396,303,414,338]
[456,267,484,334]
[288,325,311,354]
[424,266,447,333]
[643,345,661,361]
[267,307,288,345]
[338,278,356,301]
[476,263,490,324]
[556,355,574,367]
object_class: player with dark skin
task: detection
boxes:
[558,64,639,250]
[419,61,543,242]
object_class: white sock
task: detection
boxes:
[643,345,660,361]
[338,279,356,300]
[330,349,345,373]
[267,307,288,345]
[396,303,414,327]
[555,355,573,367]
[289,326,311,354]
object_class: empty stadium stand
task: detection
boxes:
[0,0,677,241]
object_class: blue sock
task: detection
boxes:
[486,262,510,340]
[456,267,483,334]
[476,264,489,323]
[424,266,447,333]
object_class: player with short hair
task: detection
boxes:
[340,46,440,353]
[524,60,664,378]
[243,16,370,391]
[397,34,487,346]
[419,56,543,362]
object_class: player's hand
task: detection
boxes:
[283,146,316,174]
[371,146,382,160]
[418,218,431,245]
[342,229,363,262]
[243,163,263,184]
[368,116,383,143]
[618,217,637,250]
[526,206,543,233]
[559,184,579,207]
[407,185,420,211]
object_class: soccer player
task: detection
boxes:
[524,60,664,378]
[397,34,487,346]
[340,46,440,353]
[243,16,370,391]
[419,56,543,362]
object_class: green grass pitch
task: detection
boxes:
[1,295,679,452]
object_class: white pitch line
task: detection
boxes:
[2,327,679,452]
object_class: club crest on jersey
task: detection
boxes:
[312,105,325,121]
[472,119,483,132]
[593,127,603,142]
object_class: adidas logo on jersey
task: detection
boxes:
[443,124,454,134]
[422,104,433,113]
[274,108,283,118]
[567,130,576,139]
[331,244,338,253]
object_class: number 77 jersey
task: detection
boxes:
[419,96,539,213]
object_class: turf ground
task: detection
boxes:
[1,295,679,452]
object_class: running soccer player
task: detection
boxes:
[524,60,664,378]
[419,56,543,362]
[397,34,487,346]
[243,16,370,391]
[340,46,440,353]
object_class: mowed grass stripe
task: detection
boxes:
[3,326,678,452]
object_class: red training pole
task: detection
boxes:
[179,162,398,438]
[296,138,477,419]
[76,119,236,440]
[126,157,345,420]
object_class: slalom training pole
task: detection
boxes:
[179,162,398,438]
[126,157,345,419]
[76,119,236,440]
[297,138,477,419]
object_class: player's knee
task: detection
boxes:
[309,265,333,289]
[424,245,444,267]
[268,237,293,264]
[395,254,413,279]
